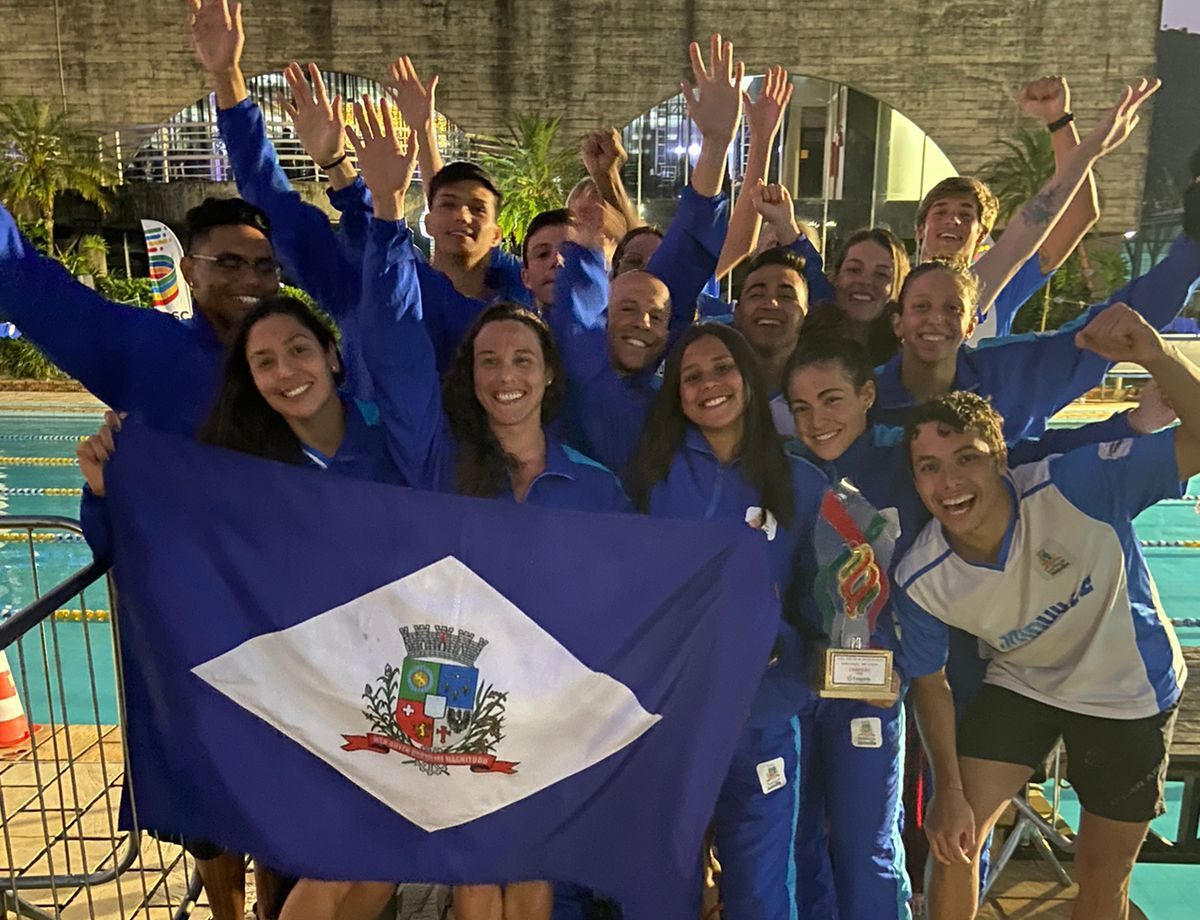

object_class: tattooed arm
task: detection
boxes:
[973,79,1159,315]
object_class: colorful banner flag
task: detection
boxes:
[106,425,781,918]
[140,220,193,319]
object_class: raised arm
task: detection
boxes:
[582,129,641,233]
[384,55,444,202]
[681,33,743,200]
[1018,76,1099,274]
[188,0,363,318]
[349,97,452,487]
[641,34,742,340]
[0,204,188,411]
[716,65,793,279]
[975,179,1200,442]
[715,67,792,277]
[547,204,625,386]
[1076,302,1200,480]
[751,181,835,303]
[972,79,1159,314]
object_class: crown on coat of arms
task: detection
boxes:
[399,624,489,667]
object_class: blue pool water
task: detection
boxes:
[1,408,1199,914]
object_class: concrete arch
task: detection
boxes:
[0,0,1160,230]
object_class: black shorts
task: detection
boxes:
[957,684,1177,823]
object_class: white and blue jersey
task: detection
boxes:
[895,430,1187,718]
[968,251,1052,343]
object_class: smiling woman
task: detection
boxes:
[200,297,349,464]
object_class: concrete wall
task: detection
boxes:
[0,0,1163,230]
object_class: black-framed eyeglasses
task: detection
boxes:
[190,253,281,277]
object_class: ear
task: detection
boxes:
[520,265,531,289]
[325,342,341,372]
[180,255,197,288]
[486,222,504,250]
[890,308,904,340]
[861,379,877,410]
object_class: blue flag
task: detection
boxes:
[106,425,781,918]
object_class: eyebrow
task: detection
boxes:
[477,347,538,357]
[249,332,310,356]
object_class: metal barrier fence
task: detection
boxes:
[0,516,201,920]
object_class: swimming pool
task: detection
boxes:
[2,407,1199,912]
[3,407,1197,710]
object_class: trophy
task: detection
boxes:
[812,481,901,702]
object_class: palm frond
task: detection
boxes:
[0,98,118,227]
[476,113,584,243]
[979,128,1055,225]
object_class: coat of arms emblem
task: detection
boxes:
[342,624,515,775]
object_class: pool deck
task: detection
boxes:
[0,724,195,920]
[0,390,106,414]
[0,725,1155,919]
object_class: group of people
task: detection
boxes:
[2,1,1199,918]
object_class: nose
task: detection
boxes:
[636,311,652,330]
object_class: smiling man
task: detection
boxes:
[914,77,1162,348]
[0,196,278,435]
[917,76,1113,342]
[732,246,810,433]
[520,209,573,314]
[895,302,1198,920]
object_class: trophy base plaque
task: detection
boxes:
[817,647,896,702]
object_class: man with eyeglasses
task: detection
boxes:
[0,193,294,918]
[0,196,279,435]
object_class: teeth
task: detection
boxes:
[622,337,649,349]
[701,395,730,408]
[282,383,312,398]
[756,318,782,327]
[941,494,973,515]
[851,293,873,301]
[919,334,947,342]
[938,233,959,240]
[495,391,524,403]
[814,431,839,442]
[235,296,260,305]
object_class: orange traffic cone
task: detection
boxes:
[0,648,36,755]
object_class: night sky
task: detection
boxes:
[1162,0,1200,32]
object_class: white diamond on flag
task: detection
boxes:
[192,556,661,831]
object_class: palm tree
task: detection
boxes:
[0,99,116,247]
[476,113,583,245]
[980,127,1102,331]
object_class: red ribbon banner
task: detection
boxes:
[341,733,519,774]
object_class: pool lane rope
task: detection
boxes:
[0,456,77,466]
[0,435,89,442]
[0,487,83,496]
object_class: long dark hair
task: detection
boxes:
[626,324,794,526]
[441,302,566,497]
[198,297,343,463]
